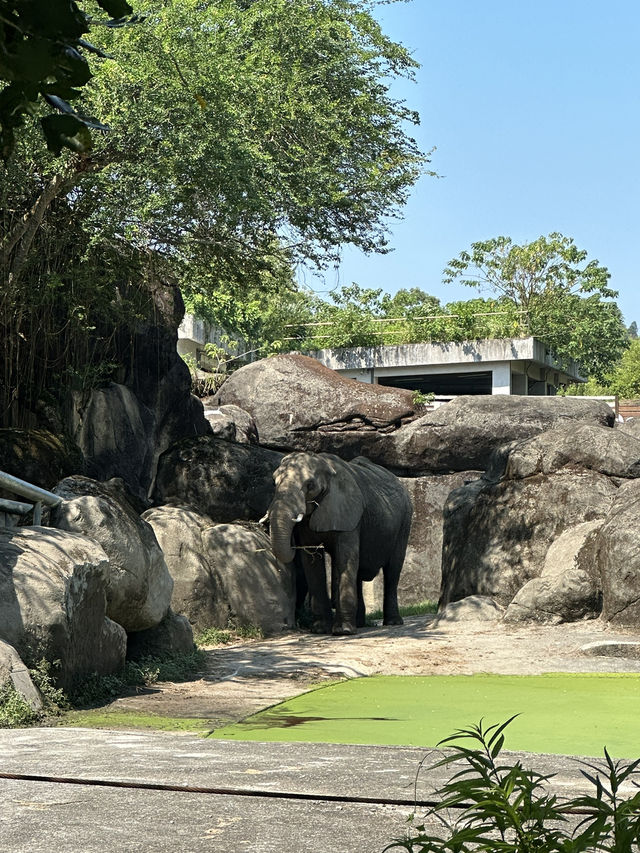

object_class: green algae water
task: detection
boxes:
[211,673,640,757]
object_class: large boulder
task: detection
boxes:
[0,428,82,492]
[52,476,173,633]
[67,280,210,500]
[385,395,616,474]
[0,527,126,690]
[127,609,195,659]
[504,521,603,624]
[503,423,640,480]
[152,436,284,522]
[143,506,295,635]
[200,400,259,445]
[596,479,640,627]
[216,354,416,453]
[440,467,617,608]
[400,472,482,604]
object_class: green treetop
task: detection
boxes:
[443,233,628,380]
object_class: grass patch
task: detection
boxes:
[366,600,437,625]
[195,624,264,646]
[211,673,640,758]
[62,709,216,735]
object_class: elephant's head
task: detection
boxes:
[267,452,363,563]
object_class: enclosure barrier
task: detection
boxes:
[0,470,62,528]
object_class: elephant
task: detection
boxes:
[266,451,413,635]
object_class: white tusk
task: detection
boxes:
[292,513,304,523]
[258,512,269,525]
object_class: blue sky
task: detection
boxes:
[301,0,640,327]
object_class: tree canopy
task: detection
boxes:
[202,283,525,356]
[0,0,135,159]
[443,233,628,380]
[1,0,429,426]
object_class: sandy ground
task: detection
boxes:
[105,614,640,728]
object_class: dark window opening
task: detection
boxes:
[378,371,493,396]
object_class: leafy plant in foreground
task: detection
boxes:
[385,717,640,852]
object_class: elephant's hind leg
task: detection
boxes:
[356,578,365,628]
[382,543,406,626]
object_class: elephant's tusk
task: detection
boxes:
[258,512,269,525]
[292,513,304,523]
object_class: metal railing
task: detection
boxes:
[0,470,62,528]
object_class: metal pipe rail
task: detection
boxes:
[0,470,62,527]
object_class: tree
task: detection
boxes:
[0,0,134,160]
[443,233,628,380]
[1,0,427,425]
[628,321,638,340]
[607,340,640,399]
[82,0,428,288]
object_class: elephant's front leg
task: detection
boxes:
[332,531,360,635]
[301,548,332,634]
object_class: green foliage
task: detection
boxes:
[385,718,640,852]
[411,390,435,407]
[69,649,205,708]
[85,0,427,279]
[0,682,39,728]
[2,0,428,426]
[195,624,264,646]
[0,658,68,728]
[0,0,134,159]
[561,377,613,397]
[443,234,628,381]
[265,284,527,352]
[607,339,640,400]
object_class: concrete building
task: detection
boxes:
[311,337,583,396]
[177,314,254,371]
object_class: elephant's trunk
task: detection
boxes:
[269,496,303,564]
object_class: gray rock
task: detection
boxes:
[440,470,617,608]
[143,506,295,635]
[52,476,173,633]
[69,383,155,501]
[0,639,43,712]
[127,609,195,659]
[503,423,640,479]
[216,353,416,453]
[504,521,603,624]
[596,479,640,626]
[152,436,284,523]
[0,527,126,690]
[435,595,504,623]
[581,641,640,659]
[142,506,220,632]
[386,395,616,474]
[201,401,259,445]
[399,472,482,604]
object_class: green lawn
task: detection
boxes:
[211,673,640,757]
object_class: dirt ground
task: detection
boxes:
[106,614,640,729]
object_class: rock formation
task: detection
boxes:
[143,505,296,635]
[0,527,126,689]
[52,476,174,632]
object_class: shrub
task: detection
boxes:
[386,717,640,852]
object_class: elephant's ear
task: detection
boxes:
[309,461,363,532]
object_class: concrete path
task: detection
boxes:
[0,728,624,853]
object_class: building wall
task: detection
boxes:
[311,337,583,397]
